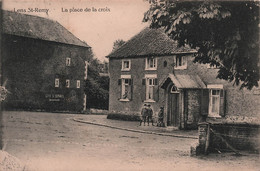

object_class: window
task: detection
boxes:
[76,80,80,88]
[145,57,157,70]
[147,78,155,100]
[175,56,187,69]
[164,61,167,67]
[66,58,71,66]
[55,78,59,87]
[121,60,131,71]
[121,79,130,99]
[66,79,70,88]
[118,75,132,101]
[209,89,220,116]
[142,74,158,102]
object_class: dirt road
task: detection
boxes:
[2,111,259,171]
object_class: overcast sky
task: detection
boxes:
[3,0,150,62]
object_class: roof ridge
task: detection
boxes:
[107,27,195,58]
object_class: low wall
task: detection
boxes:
[209,123,260,153]
[192,122,260,155]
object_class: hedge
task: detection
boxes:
[107,113,141,121]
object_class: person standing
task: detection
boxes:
[157,106,164,127]
[147,104,154,126]
[139,104,148,126]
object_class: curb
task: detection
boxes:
[73,118,198,139]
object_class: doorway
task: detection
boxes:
[167,86,179,127]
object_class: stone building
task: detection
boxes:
[2,11,91,112]
[107,28,260,129]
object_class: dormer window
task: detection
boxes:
[145,57,157,70]
[121,60,131,71]
[175,56,187,69]
[66,58,71,66]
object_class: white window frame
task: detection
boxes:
[175,56,187,70]
[55,78,59,88]
[66,79,70,88]
[120,75,131,101]
[66,57,71,66]
[145,57,157,70]
[208,89,221,117]
[208,84,223,117]
[76,80,80,88]
[121,60,131,71]
[144,74,157,102]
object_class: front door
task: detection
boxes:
[167,93,179,126]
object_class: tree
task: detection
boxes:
[85,57,109,110]
[144,0,259,89]
[112,39,126,51]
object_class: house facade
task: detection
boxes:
[107,28,260,129]
[2,11,91,112]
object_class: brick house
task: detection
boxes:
[2,11,91,112]
[107,28,260,129]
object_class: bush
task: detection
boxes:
[107,113,141,121]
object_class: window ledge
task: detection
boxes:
[144,99,156,103]
[119,99,130,102]
[175,67,187,70]
[121,69,130,71]
[145,68,157,71]
[208,114,222,118]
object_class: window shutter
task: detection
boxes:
[154,78,158,85]
[201,89,209,116]
[153,85,159,102]
[129,79,132,85]
[129,79,133,100]
[118,79,122,100]
[142,78,146,85]
[141,78,146,101]
[219,89,226,117]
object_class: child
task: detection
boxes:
[157,106,164,127]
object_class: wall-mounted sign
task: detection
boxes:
[45,94,65,98]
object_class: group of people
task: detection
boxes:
[139,104,164,127]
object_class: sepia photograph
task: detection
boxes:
[0,0,259,170]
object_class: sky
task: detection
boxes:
[3,0,150,62]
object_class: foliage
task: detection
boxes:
[107,113,141,121]
[112,39,126,52]
[144,0,259,89]
[85,58,109,110]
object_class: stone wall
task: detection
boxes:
[193,123,260,155]
[186,89,201,129]
[2,35,91,112]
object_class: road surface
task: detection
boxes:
[2,111,259,171]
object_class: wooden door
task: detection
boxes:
[167,93,179,126]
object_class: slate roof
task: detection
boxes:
[161,73,206,89]
[107,27,196,58]
[3,10,90,48]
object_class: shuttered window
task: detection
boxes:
[142,75,159,102]
[118,77,133,101]
[208,89,225,117]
